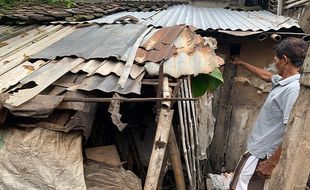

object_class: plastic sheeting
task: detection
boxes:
[196,93,216,160]
[0,127,86,190]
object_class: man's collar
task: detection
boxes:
[278,74,300,86]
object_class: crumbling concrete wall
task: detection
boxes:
[225,40,276,171]
[209,39,277,172]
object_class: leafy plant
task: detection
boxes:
[191,68,224,97]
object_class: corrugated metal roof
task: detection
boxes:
[143,5,300,31]
[2,57,145,107]
[32,24,148,60]
[88,11,157,24]
[78,72,144,95]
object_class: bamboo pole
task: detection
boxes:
[183,78,197,190]
[186,77,202,188]
[144,77,174,190]
[168,128,186,190]
[180,81,194,178]
[177,99,193,189]
[277,0,283,15]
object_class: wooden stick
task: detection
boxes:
[168,127,186,190]
[144,77,174,190]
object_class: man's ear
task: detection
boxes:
[282,55,289,64]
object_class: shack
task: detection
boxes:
[0,0,309,189]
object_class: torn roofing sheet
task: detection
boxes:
[135,25,224,78]
[5,57,84,107]
[0,60,47,93]
[32,24,148,61]
[3,57,145,107]
[0,25,76,76]
[4,95,64,118]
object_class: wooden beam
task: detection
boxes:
[144,108,174,190]
[168,128,186,190]
[144,77,174,190]
[299,5,310,34]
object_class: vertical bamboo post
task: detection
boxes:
[277,0,283,15]
[177,99,193,189]
[168,128,186,190]
[144,77,173,190]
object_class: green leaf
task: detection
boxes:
[191,68,224,97]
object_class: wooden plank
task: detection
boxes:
[168,128,186,190]
[0,60,47,93]
[0,26,76,76]
[5,58,84,107]
[209,60,236,172]
[299,5,310,33]
[86,145,121,166]
[269,86,310,189]
[0,25,63,59]
[144,108,174,190]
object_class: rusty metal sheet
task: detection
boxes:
[137,25,224,78]
[32,24,148,61]
[5,57,84,107]
[135,26,184,64]
[78,72,145,95]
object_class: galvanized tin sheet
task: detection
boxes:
[143,5,300,31]
[88,11,157,24]
[78,72,145,95]
[32,24,148,60]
